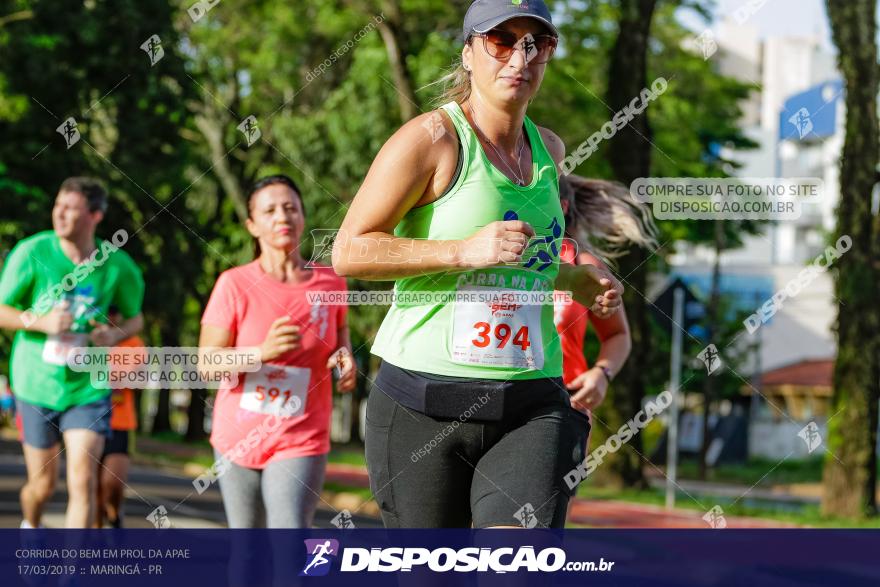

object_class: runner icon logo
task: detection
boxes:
[331,510,356,529]
[702,505,727,529]
[301,539,340,576]
[798,421,822,454]
[57,117,80,148]
[788,107,813,139]
[140,34,164,66]
[502,211,562,273]
[514,503,539,528]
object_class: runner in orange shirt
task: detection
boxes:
[94,305,143,528]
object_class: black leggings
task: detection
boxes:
[364,362,590,528]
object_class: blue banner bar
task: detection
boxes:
[2,529,878,586]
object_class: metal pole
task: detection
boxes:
[666,287,684,510]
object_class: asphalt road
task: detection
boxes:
[0,437,381,529]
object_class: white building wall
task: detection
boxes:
[749,419,827,460]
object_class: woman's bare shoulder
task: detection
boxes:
[378,108,460,206]
[380,108,459,169]
[536,125,565,167]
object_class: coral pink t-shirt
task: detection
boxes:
[201,261,347,468]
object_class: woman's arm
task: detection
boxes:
[198,324,257,381]
[333,111,536,281]
[197,318,301,382]
[565,252,631,410]
[580,252,631,376]
[590,306,631,378]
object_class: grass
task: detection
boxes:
[322,482,374,502]
[327,448,368,467]
[576,484,880,528]
[134,433,369,471]
[676,457,824,486]
[147,429,212,449]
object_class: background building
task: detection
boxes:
[668,18,848,459]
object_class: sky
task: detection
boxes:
[678,0,850,51]
[718,0,831,46]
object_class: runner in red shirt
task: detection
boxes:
[199,175,356,528]
[555,175,657,451]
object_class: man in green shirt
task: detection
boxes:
[0,177,145,529]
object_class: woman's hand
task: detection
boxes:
[327,347,356,393]
[458,220,536,269]
[259,316,301,362]
[567,367,609,410]
[560,263,624,318]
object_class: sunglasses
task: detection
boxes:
[471,29,558,65]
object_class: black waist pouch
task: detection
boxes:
[423,380,505,422]
[374,361,510,422]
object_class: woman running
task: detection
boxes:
[199,175,356,528]
[555,176,658,457]
[334,0,623,528]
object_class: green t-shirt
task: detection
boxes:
[0,230,145,410]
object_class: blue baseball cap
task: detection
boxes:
[462,0,558,43]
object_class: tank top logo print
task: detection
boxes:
[504,210,562,273]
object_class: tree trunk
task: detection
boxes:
[152,388,172,434]
[134,389,145,432]
[185,389,208,441]
[151,320,178,435]
[193,109,248,224]
[821,0,880,518]
[375,1,418,122]
[601,0,658,488]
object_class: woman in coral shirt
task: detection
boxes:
[199,175,355,528]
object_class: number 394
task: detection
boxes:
[471,322,531,350]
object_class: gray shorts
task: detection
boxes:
[17,396,112,449]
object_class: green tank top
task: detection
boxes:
[370,100,564,379]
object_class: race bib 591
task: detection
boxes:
[240,364,310,417]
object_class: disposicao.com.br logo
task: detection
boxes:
[301,539,340,576]
[300,539,615,574]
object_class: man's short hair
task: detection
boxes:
[59,177,108,213]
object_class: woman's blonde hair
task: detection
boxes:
[424,45,473,106]
[560,175,659,266]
